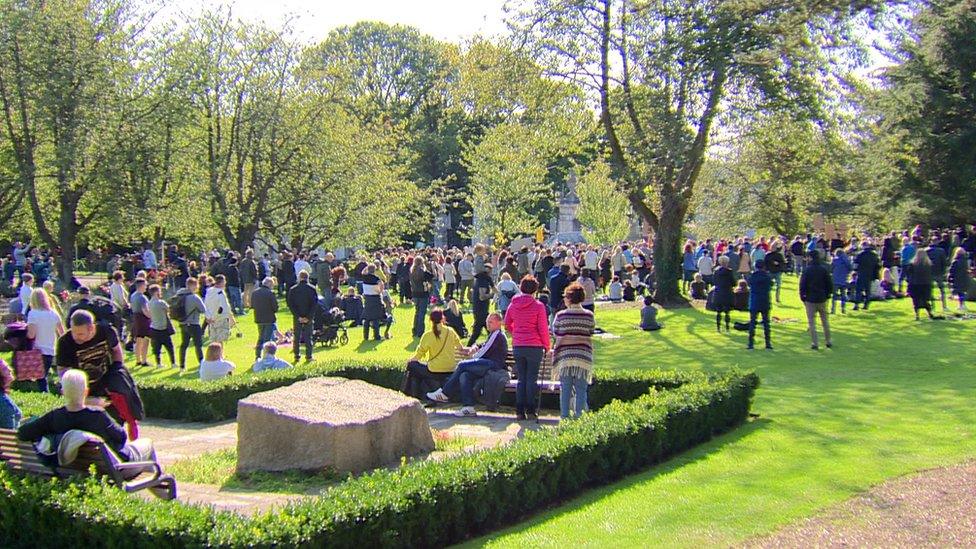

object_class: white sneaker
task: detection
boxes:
[426,389,449,403]
[454,406,477,417]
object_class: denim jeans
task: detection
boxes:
[37,354,54,393]
[256,323,276,358]
[293,318,314,360]
[441,358,500,407]
[180,324,204,367]
[513,346,544,415]
[831,284,848,313]
[771,272,783,302]
[748,309,770,348]
[0,393,22,428]
[227,286,244,315]
[559,374,588,419]
[412,293,429,338]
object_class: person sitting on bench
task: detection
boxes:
[426,312,508,417]
[17,369,155,464]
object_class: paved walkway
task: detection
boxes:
[142,407,557,514]
[748,461,976,547]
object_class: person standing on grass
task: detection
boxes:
[948,248,970,311]
[410,256,433,339]
[765,241,786,303]
[287,270,318,363]
[853,240,880,311]
[467,269,495,346]
[26,289,65,393]
[504,275,551,422]
[146,285,176,369]
[239,250,258,311]
[177,278,207,372]
[553,282,594,419]
[361,265,385,341]
[250,277,278,360]
[925,237,949,312]
[713,255,735,332]
[830,248,854,315]
[905,248,935,321]
[204,275,235,344]
[747,260,773,350]
[129,278,151,367]
[800,249,833,350]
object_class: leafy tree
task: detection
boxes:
[576,160,631,244]
[879,0,976,225]
[0,0,143,281]
[464,123,551,240]
[509,0,876,303]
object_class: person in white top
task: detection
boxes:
[294,253,311,278]
[142,246,158,269]
[697,254,715,288]
[198,342,236,381]
[26,289,65,393]
[204,275,235,343]
[584,247,599,271]
[17,273,34,314]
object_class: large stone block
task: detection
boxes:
[236,377,434,474]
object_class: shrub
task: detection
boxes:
[0,370,759,547]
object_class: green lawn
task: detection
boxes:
[127,279,976,546]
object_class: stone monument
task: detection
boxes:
[549,170,584,243]
[236,377,435,474]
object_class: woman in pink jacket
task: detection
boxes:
[503,275,551,421]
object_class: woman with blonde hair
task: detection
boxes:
[948,247,970,311]
[199,342,235,381]
[905,248,934,320]
[26,289,65,392]
[41,279,64,318]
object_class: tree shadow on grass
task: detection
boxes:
[461,417,772,547]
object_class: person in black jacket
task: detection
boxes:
[286,270,318,362]
[800,249,833,350]
[251,277,278,359]
[278,252,296,296]
[224,257,243,316]
[239,250,258,311]
[765,242,787,303]
[360,265,385,341]
[712,256,735,332]
[925,238,949,311]
[853,241,880,311]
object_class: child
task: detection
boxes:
[381,289,395,338]
[690,273,707,300]
[199,342,235,382]
[639,296,663,331]
[608,276,623,303]
[732,279,750,311]
[622,280,636,302]
[444,299,467,338]
[880,267,903,299]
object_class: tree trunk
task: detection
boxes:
[57,203,76,284]
[652,195,689,306]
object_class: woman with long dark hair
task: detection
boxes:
[402,308,463,399]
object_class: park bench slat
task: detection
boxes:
[0,428,177,500]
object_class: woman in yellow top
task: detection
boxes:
[401,308,464,399]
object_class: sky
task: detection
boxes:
[164,0,510,44]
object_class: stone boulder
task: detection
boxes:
[236,377,434,474]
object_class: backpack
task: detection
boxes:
[168,290,189,322]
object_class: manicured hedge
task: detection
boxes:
[0,370,759,548]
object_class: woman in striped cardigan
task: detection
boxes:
[552,282,595,419]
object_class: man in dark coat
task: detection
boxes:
[800,250,834,350]
[747,260,773,350]
[926,237,949,311]
[359,265,385,341]
[286,270,318,362]
[239,250,258,311]
[250,277,278,360]
[853,241,880,311]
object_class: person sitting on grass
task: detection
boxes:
[690,273,707,300]
[252,341,293,372]
[199,342,236,381]
[732,279,750,312]
[17,369,155,464]
[639,296,663,331]
[608,276,623,303]
[622,280,636,302]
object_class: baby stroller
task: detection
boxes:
[313,304,348,347]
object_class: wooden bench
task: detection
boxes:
[0,428,177,500]
[455,348,559,394]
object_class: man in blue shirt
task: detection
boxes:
[747,260,773,350]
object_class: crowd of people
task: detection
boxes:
[1,223,974,439]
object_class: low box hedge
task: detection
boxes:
[0,369,759,548]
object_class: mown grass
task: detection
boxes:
[166,448,342,494]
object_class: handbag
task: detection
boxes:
[14,349,46,381]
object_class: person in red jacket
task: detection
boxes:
[503,275,551,421]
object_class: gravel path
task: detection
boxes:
[749,461,976,547]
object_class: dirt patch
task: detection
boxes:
[747,461,976,548]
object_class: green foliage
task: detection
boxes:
[576,160,632,244]
[877,0,976,225]
[167,448,341,494]
[0,370,758,548]
[432,431,477,453]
